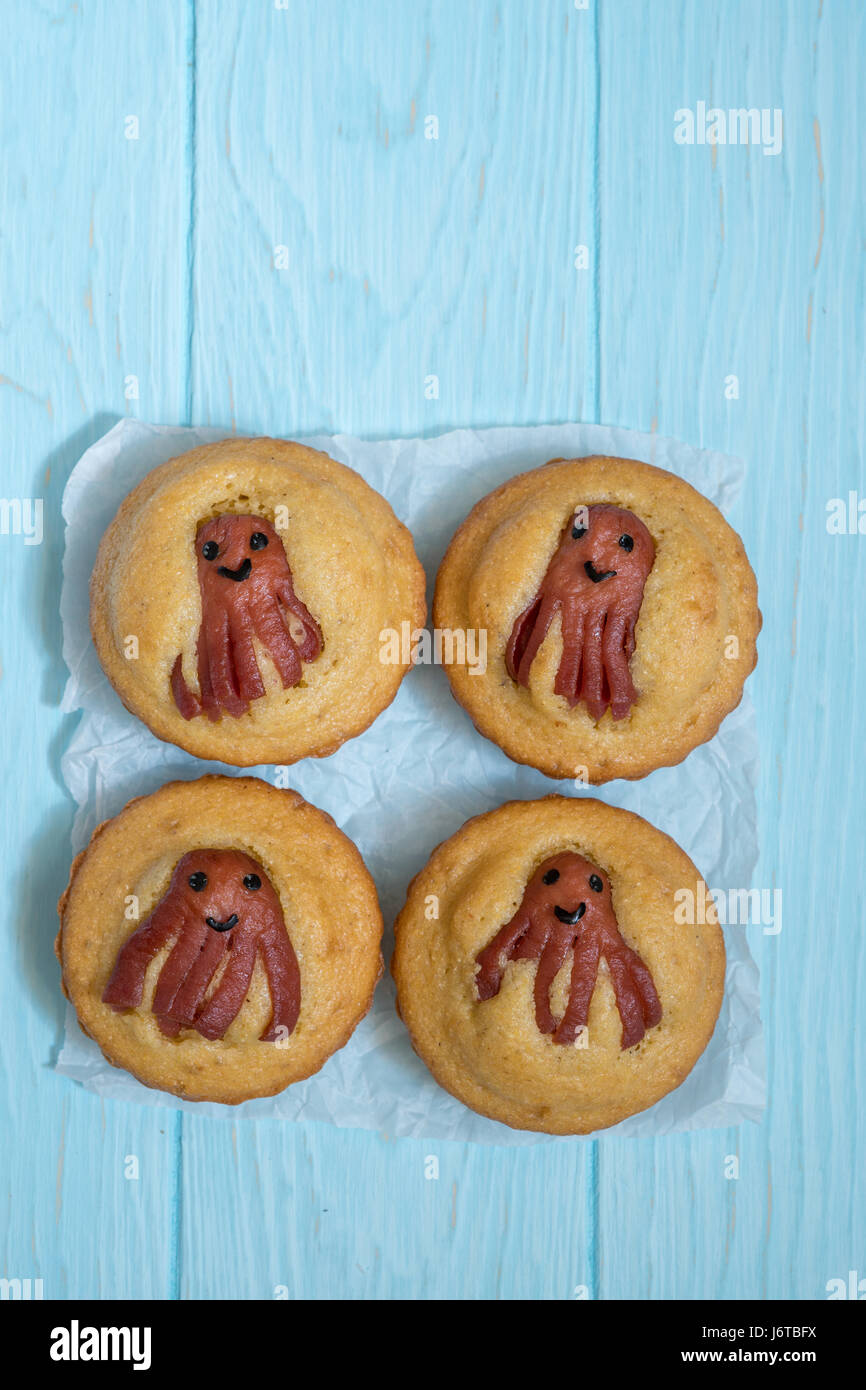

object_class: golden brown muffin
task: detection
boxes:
[90,437,427,765]
[392,796,725,1134]
[433,456,760,782]
[57,776,383,1104]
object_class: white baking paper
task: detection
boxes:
[56,420,766,1143]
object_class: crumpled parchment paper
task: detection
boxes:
[56,420,765,1143]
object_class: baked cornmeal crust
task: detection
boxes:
[57,777,383,1104]
[433,456,760,782]
[90,437,427,765]
[392,796,725,1134]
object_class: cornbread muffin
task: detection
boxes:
[433,456,760,782]
[392,796,725,1134]
[90,436,426,765]
[57,776,383,1104]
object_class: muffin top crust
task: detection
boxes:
[57,776,383,1103]
[90,437,426,765]
[433,455,760,782]
[392,795,725,1134]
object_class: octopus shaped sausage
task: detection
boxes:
[103,848,300,1041]
[505,504,655,721]
[475,851,662,1048]
[171,513,322,721]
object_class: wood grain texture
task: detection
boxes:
[0,0,191,1299]
[0,0,862,1300]
[596,0,866,1299]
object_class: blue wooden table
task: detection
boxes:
[2,0,863,1300]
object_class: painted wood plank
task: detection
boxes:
[595,0,865,1298]
[190,0,598,437]
[0,0,191,1298]
[180,1118,595,1300]
[179,0,600,1299]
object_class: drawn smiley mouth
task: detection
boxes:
[218,558,252,582]
[554,903,586,925]
[205,913,239,933]
[584,561,617,584]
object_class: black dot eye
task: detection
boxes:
[542,868,560,885]
[249,532,268,550]
[618,534,634,552]
[571,526,587,540]
[243,873,261,891]
[589,873,603,893]
[188,872,208,892]
[202,540,219,561]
